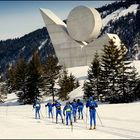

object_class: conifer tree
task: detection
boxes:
[100,40,139,103]
[134,78,140,100]
[116,42,139,103]
[76,80,80,88]
[117,63,131,103]
[83,52,102,101]
[69,73,80,90]
[42,55,62,102]
[128,66,140,101]
[58,69,70,101]
[0,82,7,103]
[14,58,28,103]
[6,66,17,92]
[58,68,79,101]
[25,51,43,104]
[101,40,124,102]
[83,81,93,99]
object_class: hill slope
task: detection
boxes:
[0,0,139,74]
[0,28,55,74]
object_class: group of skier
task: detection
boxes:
[33,96,98,130]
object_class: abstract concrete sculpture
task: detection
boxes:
[40,6,125,68]
[67,6,102,42]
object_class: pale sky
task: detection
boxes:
[0,1,114,40]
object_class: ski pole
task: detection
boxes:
[83,110,87,128]
[63,114,66,124]
[83,111,88,129]
[45,107,48,118]
[52,107,54,122]
[40,110,45,119]
[86,108,88,128]
[96,111,103,127]
[71,110,74,132]
[71,121,73,132]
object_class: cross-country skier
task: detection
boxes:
[63,102,73,125]
[33,100,41,119]
[77,99,84,119]
[45,102,53,118]
[86,96,98,130]
[70,99,78,122]
[53,100,64,124]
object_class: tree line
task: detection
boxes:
[2,39,140,104]
[6,51,79,104]
[83,40,140,103]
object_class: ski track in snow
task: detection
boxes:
[0,102,140,139]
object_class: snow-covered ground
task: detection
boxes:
[0,97,140,139]
[0,61,140,139]
[68,66,88,101]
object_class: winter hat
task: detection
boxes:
[89,96,93,101]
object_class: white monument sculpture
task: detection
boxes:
[40,6,125,68]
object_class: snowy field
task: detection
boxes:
[0,61,140,139]
[0,100,140,139]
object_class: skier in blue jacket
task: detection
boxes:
[70,99,78,122]
[53,100,64,124]
[33,100,41,119]
[77,99,84,119]
[63,102,73,125]
[86,96,98,130]
[45,102,53,118]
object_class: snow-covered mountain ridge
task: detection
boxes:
[0,0,139,74]
[102,4,139,28]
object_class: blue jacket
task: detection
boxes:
[77,101,84,110]
[33,101,41,110]
[63,104,73,115]
[86,100,90,108]
[70,102,78,110]
[45,103,53,110]
[53,102,61,110]
[86,100,98,111]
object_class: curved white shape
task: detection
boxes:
[67,6,102,42]
[40,7,126,68]
[40,8,87,67]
